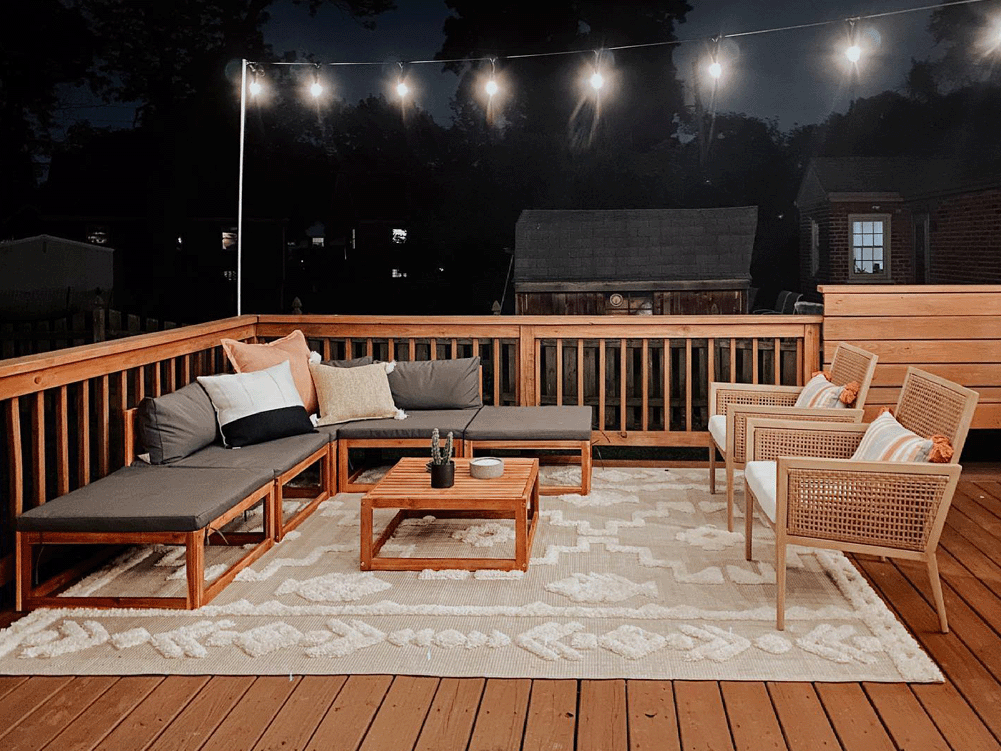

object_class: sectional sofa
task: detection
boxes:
[15,350,593,611]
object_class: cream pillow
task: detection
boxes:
[793,372,847,409]
[851,411,953,463]
[309,362,402,426]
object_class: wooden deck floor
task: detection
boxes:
[2,473,1001,750]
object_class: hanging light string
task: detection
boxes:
[251,0,990,69]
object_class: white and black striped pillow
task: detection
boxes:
[197,360,314,447]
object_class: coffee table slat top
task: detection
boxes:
[366,457,538,500]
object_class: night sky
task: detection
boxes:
[263,0,942,130]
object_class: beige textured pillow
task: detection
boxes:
[309,362,400,426]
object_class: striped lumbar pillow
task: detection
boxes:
[850,411,937,462]
[793,372,848,409]
[197,360,314,448]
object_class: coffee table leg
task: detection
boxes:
[360,498,373,571]
[515,504,528,571]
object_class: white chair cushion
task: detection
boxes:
[744,460,777,523]
[708,414,727,448]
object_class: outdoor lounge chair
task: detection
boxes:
[708,342,878,532]
[742,367,979,631]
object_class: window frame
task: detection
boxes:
[847,213,891,281]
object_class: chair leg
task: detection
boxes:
[744,480,754,561]
[580,440,592,495]
[775,537,787,631]
[927,554,949,634]
[709,443,717,495]
[726,460,735,532]
[15,533,29,612]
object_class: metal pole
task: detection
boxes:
[237,58,247,316]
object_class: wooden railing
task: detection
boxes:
[821,285,1001,428]
[0,313,821,590]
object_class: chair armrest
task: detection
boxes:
[709,382,802,419]
[774,457,962,552]
[727,405,863,463]
[745,417,868,462]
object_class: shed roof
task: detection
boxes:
[514,207,757,285]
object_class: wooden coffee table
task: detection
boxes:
[360,457,540,572]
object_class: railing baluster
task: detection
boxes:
[409,338,416,361]
[78,381,90,487]
[55,386,70,496]
[97,375,110,478]
[598,338,606,430]
[619,339,627,434]
[430,338,438,361]
[166,357,176,393]
[181,354,191,385]
[6,397,23,517]
[641,340,649,431]
[534,337,542,407]
[152,361,162,396]
[796,339,804,385]
[345,337,353,359]
[32,391,45,505]
[706,338,715,429]
[729,337,736,383]
[134,365,145,403]
[366,338,374,357]
[685,339,693,432]
[752,339,759,385]
[773,337,781,385]
[556,338,563,406]
[493,338,501,406]
[577,339,584,407]
[663,338,671,432]
[322,339,331,360]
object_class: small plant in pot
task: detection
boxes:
[427,427,455,488]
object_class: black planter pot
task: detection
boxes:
[430,461,455,488]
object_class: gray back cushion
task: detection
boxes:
[138,383,218,464]
[388,357,482,410]
[321,355,374,368]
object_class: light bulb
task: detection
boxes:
[708,62,722,79]
[249,80,262,96]
[310,81,323,98]
[485,79,499,97]
[397,81,409,98]
[590,71,604,90]
[845,44,861,63]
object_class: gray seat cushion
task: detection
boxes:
[138,382,218,464]
[315,424,339,442]
[338,409,479,439]
[465,406,593,441]
[168,432,329,476]
[16,465,273,533]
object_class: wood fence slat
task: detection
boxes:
[252,676,347,751]
[414,678,484,751]
[579,679,627,751]
[521,680,576,751]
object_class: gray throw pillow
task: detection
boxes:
[321,355,374,368]
[138,382,218,464]
[388,356,482,410]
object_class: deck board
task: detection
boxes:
[2,476,1001,751]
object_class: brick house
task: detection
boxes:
[514,207,757,315]
[797,157,1001,290]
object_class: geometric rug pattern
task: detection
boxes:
[0,467,941,681]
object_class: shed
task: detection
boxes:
[0,234,114,318]
[514,207,757,315]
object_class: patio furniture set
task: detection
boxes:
[12,331,979,635]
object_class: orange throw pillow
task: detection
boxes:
[221,330,317,414]
[839,381,860,406]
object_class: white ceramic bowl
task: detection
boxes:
[469,457,504,479]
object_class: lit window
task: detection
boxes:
[221,231,237,251]
[849,214,890,280]
[86,228,109,245]
[391,268,407,278]
[810,219,820,276]
[392,229,407,244]
[222,270,237,282]
[311,237,324,247]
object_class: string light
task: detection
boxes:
[845,18,862,64]
[396,62,410,99]
[309,65,323,98]
[589,71,604,90]
[248,64,263,96]
[708,35,723,80]
[485,58,499,97]
[708,61,722,79]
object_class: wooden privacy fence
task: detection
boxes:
[0,313,822,589]
[821,285,1001,429]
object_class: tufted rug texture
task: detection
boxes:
[0,467,940,681]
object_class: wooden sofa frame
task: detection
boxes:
[16,482,275,611]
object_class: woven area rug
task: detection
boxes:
[0,467,941,681]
